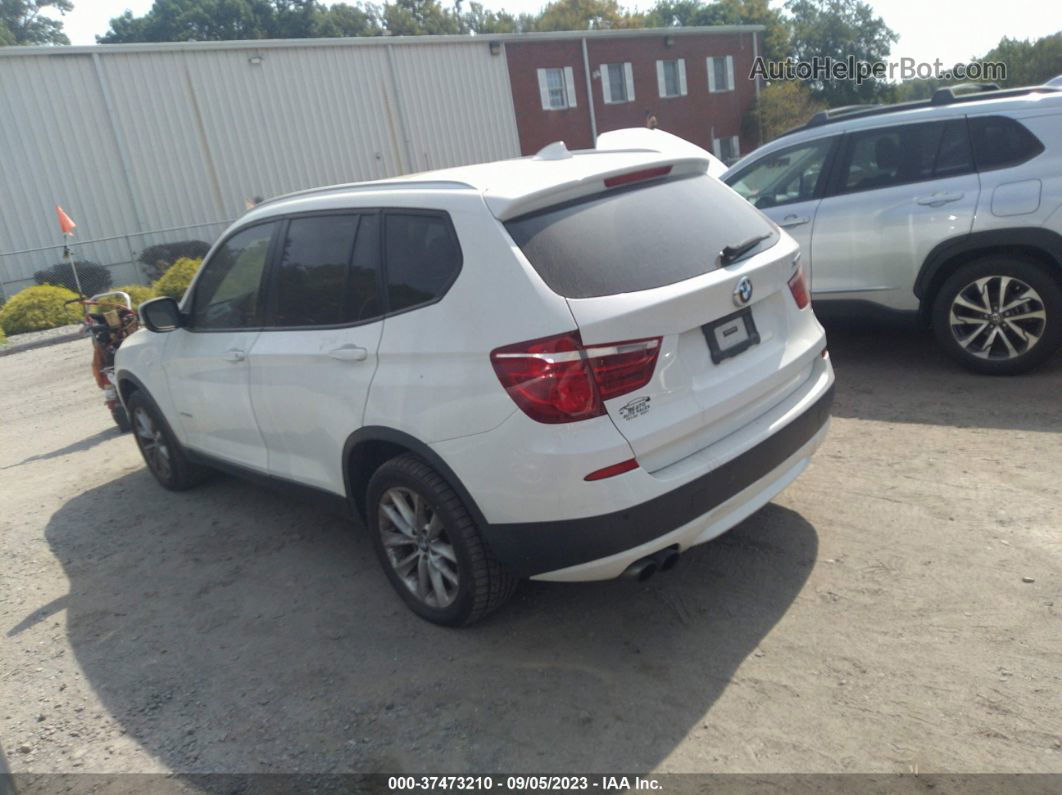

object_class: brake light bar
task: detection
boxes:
[603,165,672,189]
[491,332,661,424]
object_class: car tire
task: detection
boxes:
[367,454,516,626]
[931,255,1062,375]
[127,391,208,491]
[111,404,132,433]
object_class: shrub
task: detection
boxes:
[34,260,112,296]
[139,240,210,280]
[153,257,202,301]
[0,286,83,335]
[0,324,6,346]
[104,284,155,310]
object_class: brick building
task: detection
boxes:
[504,27,764,160]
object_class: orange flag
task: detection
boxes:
[56,205,76,236]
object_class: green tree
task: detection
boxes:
[100,0,333,43]
[785,0,896,106]
[314,2,383,36]
[458,1,518,33]
[0,0,72,45]
[978,32,1062,87]
[380,0,458,35]
[743,78,823,142]
[646,0,788,62]
[532,0,644,32]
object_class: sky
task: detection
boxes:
[55,0,1057,70]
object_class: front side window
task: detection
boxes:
[657,59,686,98]
[384,213,462,314]
[189,222,275,329]
[726,137,835,209]
[969,115,1044,171]
[272,214,381,327]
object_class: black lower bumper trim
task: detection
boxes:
[481,384,834,577]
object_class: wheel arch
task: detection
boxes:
[342,427,489,530]
[115,370,150,408]
[915,228,1062,321]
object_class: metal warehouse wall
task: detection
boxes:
[0,37,521,296]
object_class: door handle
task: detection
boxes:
[223,348,246,363]
[915,192,964,207]
[327,345,368,362]
[780,214,811,228]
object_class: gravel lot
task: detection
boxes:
[1,323,1060,776]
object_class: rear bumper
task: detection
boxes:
[480,382,833,580]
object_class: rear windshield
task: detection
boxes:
[504,174,777,299]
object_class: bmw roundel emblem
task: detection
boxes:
[733,277,753,306]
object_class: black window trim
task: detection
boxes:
[185,207,464,334]
[183,218,283,334]
[724,134,842,208]
[822,118,976,198]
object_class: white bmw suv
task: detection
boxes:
[117,144,834,625]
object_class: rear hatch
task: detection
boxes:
[505,171,814,473]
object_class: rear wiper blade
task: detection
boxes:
[719,234,771,265]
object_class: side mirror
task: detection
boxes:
[139,297,183,333]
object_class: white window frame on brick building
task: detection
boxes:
[655,59,687,98]
[713,135,741,163]
[707,55,735,92]
[600,62,636,104]
[536,67,578,110]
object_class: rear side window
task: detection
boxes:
[384,213,461,313]
[969,116,1044,171]
[272,214,382,327]
[505,175,777,299]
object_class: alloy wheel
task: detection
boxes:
[378,487,459,609]
[134,407,172,481]
[948,275,1046,360]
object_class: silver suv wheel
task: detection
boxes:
[948,275,1046,360]
[378,486,460,609]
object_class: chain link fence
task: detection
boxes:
[0,220,235,301]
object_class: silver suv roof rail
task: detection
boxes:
[777,84,1062,139]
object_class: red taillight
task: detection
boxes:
[603,165,672,189]
[491,331,661,424]
[584,458,639,481]
[788,263,811,309]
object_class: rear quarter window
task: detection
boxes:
[504,175,777,299]
[969,115,1044,171]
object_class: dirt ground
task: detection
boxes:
[0,322,1059,777]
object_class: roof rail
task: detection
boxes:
[776,85,1062,139]
[930,82,1000,104]
[251,179,474,210]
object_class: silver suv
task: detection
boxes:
[723,85,1062,374]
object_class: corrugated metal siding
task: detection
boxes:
[0,39,521,295]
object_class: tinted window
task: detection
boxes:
[837,122,944,193]
[274,215,357,327]
[969,116,1044,171]
[505,175,777,300]
[384,213,461,313]
[727,137,834,208]
[272,214,381,327]
[190,222,275,329]
[933,119,974,177]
